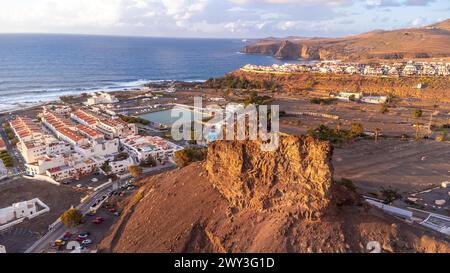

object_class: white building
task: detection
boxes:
[96,118,138,139]
[109,157,134,174]
[45,159,97,181]
[0,198,49,226]
[333,92,362,101]
[10,117,43,142]
[361,96,388,104]
[121,135,182,163]
[18,136,71,164]
[74,139,119,158]
[86,92,119,106]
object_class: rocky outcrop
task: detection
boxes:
[206,134,333,220]
[99,133,450,253]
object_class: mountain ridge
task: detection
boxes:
[242,19,450,61]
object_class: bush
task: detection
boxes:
[412,109,423,118]
[60,208,83,228]
[307,124,352,143]
[336,178,357,192]
[380,187,402,204]
[128,165,143,178]
[174,148,207,167]
[0,151,14,168]
[351,123,364,137]
[140,156,157,167]
[119,115,150,125]
[204,75,279,91]
[309,97,336,105]
[436,134,446,142]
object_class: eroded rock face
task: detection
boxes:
[206,134,333,220]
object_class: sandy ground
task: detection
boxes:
[0,178,85,252]
[333,139,450,194]
[276,95,450,139]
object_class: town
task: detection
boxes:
[242,60,450,77]
[8,98,182,184]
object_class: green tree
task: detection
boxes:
[101,160,110,173]
[140,156,157,167]
[60,208,83,228]
[380,187,402,204]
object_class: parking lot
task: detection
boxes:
[44,182,137,253]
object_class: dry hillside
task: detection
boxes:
[242,19,450,61]
[99,135,449,253]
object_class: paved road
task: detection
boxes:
[25,186,113,253]
[25,163,176,253]
[0,117,26,175]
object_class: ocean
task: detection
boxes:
[0,34,291,111]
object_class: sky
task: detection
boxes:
[0,0,448,38]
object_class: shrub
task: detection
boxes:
[435,134,446,142]
[60,208,83,228]
[128,165,143,178]
[307,124,352,143]
[351,123,364,137]
[174,147,207,167]
[380,187,402,204]
[140,156,157,167]
[412,109,423,118]
[309,97,336,105]
[119,115,150,125]
[336,178,357,192]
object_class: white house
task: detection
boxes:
[0,198,49,226]
[121,135,182,163]
[86,92,119,106]
[361,96,388,104]
[109,157,134,174]
[332,92,362,101]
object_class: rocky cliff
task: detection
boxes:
[99,134,450,253]
[242,19,450,61]
[206,135,333,220]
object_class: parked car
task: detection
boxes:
[81,239,93,245]
[54,239,66,247]
[77,232,90,239]
[93,217,104,224]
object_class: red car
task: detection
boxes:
[92,217,104,224]
[109,208,116,213]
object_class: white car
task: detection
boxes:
[81,239,93,245]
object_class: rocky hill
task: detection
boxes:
[242,19,450,61]
[99,134,450,253]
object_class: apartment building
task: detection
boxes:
[9,117,43,142]
[18,136,71,164]
[96,118,138,139]
[121,135,182,163]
